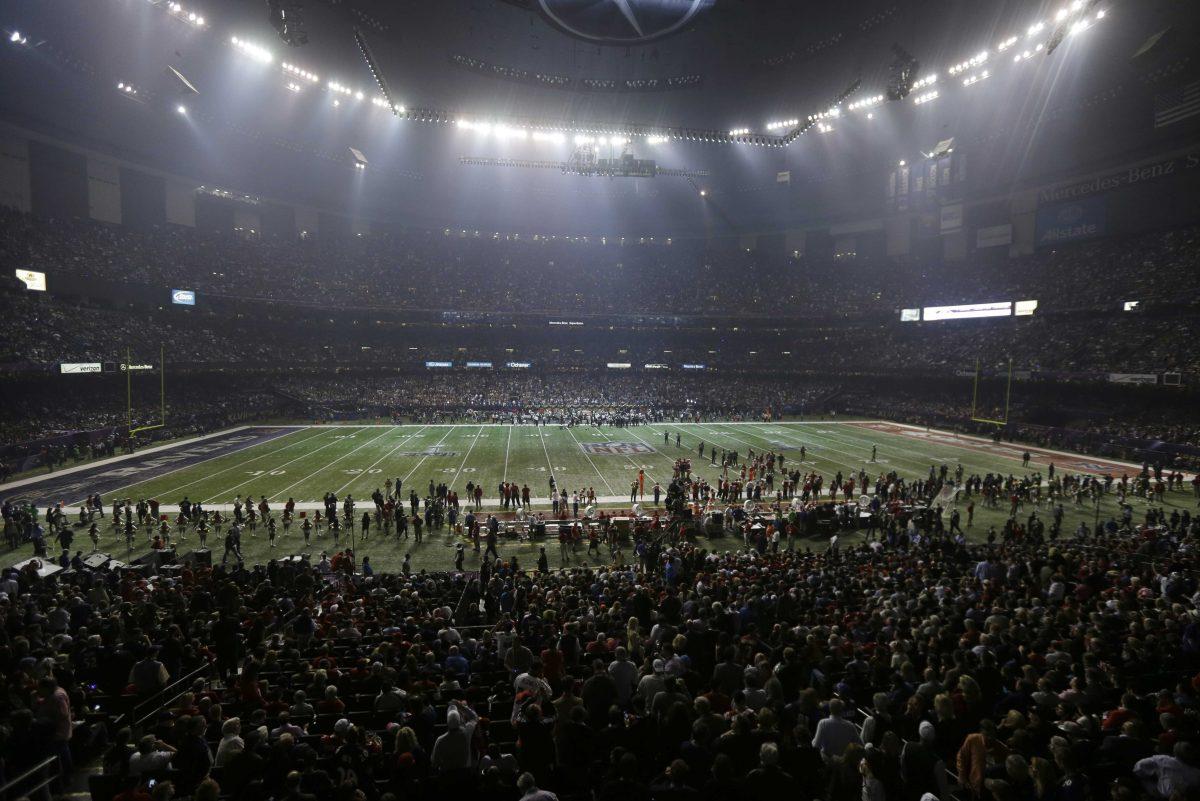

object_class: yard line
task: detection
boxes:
[401,426,458,485]
[147,427,332,501]
[333,425,429,495]
[447,426,485,491]
[590,425,661,494]
[197,427,365,504]
[502,425,513,484]
[65,428,312,507]
[262,427,395,502]
[535,423,559,501]
[564,425,616,495]
[740,423,896,473]
[682,422,864,474]
[782,423,934,472]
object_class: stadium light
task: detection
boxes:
[230,36,273,64]
[699,189,707,197]
[9,30,27,44]
[177,104,187,114]
[898,159,906,166]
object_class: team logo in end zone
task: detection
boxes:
[581,441,655,456]
[1070,462,1111,472]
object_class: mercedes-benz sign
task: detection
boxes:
[536,0,711,45]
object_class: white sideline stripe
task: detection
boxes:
[265,428,395,502]
[0,425,263,493]
[332,426,429,496]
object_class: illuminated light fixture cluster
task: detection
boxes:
[165,2,205,26]
[1027,21,1046,37]
[281,62,318,83]
[728,127,751,136]
[532,131,565,144]
[116,81,138,95]
[962,69,991,87]
[646,135,669,145]
[807,107,840,123]
[368,95,403,112]
[1069,16,1097,35]
[1055,0,1088,21]
[816,122,834,133]
[913,90,939,105]
[8,30,28,44]
[765,118,799,131]
[912,74,938,90]
[230,36,272,63]
[948,51,988,76]
[996,36,1019,52]
[327,81,357,97]
[572,134,629,145]
[847,94,883,111]
[1012,46,1042,63]
[285,81,301,92]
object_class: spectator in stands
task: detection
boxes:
[128,734,175,776]
[812,698,861,763]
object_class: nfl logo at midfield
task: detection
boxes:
[581,441,655,456]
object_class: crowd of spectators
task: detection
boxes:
[3,288,1199,377]
[2,485,1199,801]
[3,206,1198,318]
[279,374,835,424]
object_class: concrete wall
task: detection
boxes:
[0,134,31,212]
[86,157,121,224]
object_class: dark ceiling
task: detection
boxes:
[0,0,1197,235]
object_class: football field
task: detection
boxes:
[3,421,1193,573]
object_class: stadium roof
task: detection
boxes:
[1,0,1198,234]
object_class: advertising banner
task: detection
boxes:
[975,224,1012,249]
[1034,196,1106,248]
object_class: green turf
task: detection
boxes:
[6,422,1194,575]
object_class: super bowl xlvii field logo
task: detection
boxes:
[391,449,460,458]
[581,441,656,455]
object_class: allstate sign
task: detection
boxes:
[1034,197,1106,248]
[171,289,196,305]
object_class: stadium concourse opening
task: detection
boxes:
[2,1,1200,800]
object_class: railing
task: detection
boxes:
[0,756,59,801]
[132,661,212,729]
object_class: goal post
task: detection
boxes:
[970,356,1013,426]
[127,345,167,436]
